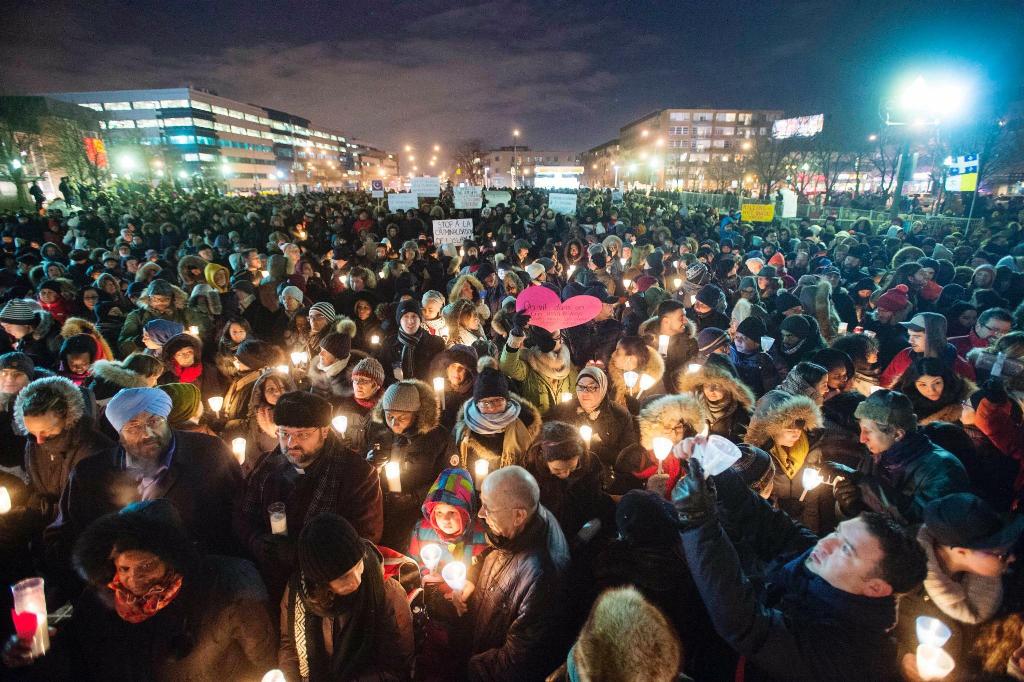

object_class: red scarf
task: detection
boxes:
[354,395,378,409]
[172,361,203,384]
[635,451,684,499]
[108,572,183,623]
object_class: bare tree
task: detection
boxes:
[451,138,488,185]
[704,156,741,191]
[0,98,41,208]
[748,136,791,199]
[869,131,900,199]
[42,117,107,185]
[810,130,855,205]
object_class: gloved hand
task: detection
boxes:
[509,311,531,337]
[832,476,865,517]
[824,461,862,484]
[671,458,717,529]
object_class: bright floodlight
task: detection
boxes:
[117,154,138,172]
[896,75,969,121]
[177,170,188,179]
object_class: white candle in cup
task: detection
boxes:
[432,377,446,410]
[290,351,308,366]
[438,325,449,340]
[916,616,952,648]
[188,325,199,336]
[385,460,402,493]
[800,467,823,502]
[332,415,348,437]
[915,644,955,680]
[568,265,576,276]
[474,458,490,483]
[579,424,593,448]
[620,257,627,267]
[837,322,849,334]
[622,278,632,290]
[11,577,50,656]
[623,371,639,391]
[658,334,669,356]
[652,437,673,475]
[275,364,289,375]
[231,438,246,466]
[262,670,287,682]
[441,560,467,594]
[673,277,682,289]
[207,396,223,416]
[560,391,573,403]
[268,502,287,535]
[370,334,380,345]
[0,486,10,514]
[639,373,656,392]
[419,543,442,572]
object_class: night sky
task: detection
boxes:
[2,0,1022,155]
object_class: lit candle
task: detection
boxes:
[332,415,348,437]
[188,325,199,336]
[623,371,639,392]
[652,437,673,475]
[459,247,465,257]
[492,240,497,247]
[275,364,289,375]
[261,270,269,278]
[639,373,656,392]
[441,560,467,595]
[290,351,308,366]
[10,577,49,656]
[568,265,576,277]
[673,260,680,270]
[915,644,955,680]
[433,376,446,410]
[370,334,380,346]
[207,395,223,416]
[385,460,402,493]
[799,467,823,502]
[419,543,442,572]
[673,277,682,289]
[262,669,287,682]
[378,269,386,279]
[579,424,593,448]
[837,322,849,334]
[438,324,449,340]
[686,363,701,373]
[474,458,490,484]
[658,334,669,356]
[560,391,573,403]
[268,503,287,535]
[916,616,952,648]
[231,438,246,466]
[689,294,696,305]
[622,278,632,290]
[620,257,627,267]
[0,486,10,514]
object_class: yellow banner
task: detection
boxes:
[741,203,775,222]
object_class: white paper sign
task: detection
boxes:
[371,190,384,198]
[611,189,623,203]
[549,193,578,215]
[433,218,474,244]
[483,190,512,206]
[454,186,483,210]
[388,193,419,212]
[410,176,440,198]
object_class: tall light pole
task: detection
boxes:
[512,129,521,188]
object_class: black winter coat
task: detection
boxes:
[375,329,446,384]
[546,398,638,479]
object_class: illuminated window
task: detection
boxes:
[198,153,216,161]
[231,126,246,135]
[738,113,752,124]
[194,119,214,129]
[717,112,736,122]
[168,135,195,145]
[78,103,103,111]
[135,119,159,128]
[107,120,136,129]
[103,102,131,111]
[132,100,160,109]
[190,100,212,112]
[244,113,260,123]
[214,123,231,132]
[712,140,726,148]
[161,117,193,127]
[694,112,713,122]
[159,99,189,108]
[258,116,271,125]
[715,127,734,136]
[669,112,689,121]
[98,121,107,129]
[227,109,246,120]
[182,153,200,161]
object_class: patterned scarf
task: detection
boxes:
[108,571,183,623]
[464,399,521,435]
[397,329,421,377]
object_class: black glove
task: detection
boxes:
[979,377,1009,405]
[671,458,717,529]
[509,311,531,337]
[824,461,862,484]
[833,476,864,517]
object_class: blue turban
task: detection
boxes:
[143,319,184,346]
[106,387,173,433]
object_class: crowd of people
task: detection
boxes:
[0,180,1023,680]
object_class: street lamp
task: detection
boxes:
[512,129,521,187]
[10,159,22,170]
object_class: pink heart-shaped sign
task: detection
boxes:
[515,286,602,332]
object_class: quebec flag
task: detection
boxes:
[945,154,978,192]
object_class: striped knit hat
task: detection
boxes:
[0,298,40,325]
[309,301,336,322]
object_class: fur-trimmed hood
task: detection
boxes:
[177,255,209,287]
[14,375,85,435]
[90,359,151,389]
[138,283,189,312]
[454,391,542,439]
[637,315,697,342]
[674,362,754,410]
[161,332,203,364]
[372,378,440,435]
[449,273,484,301]
[745,390,823,448]
[61,316,114,363]
[608,347,665,397]
[637,393,708,450]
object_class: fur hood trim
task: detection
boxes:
[91,359,150,389]
[139,284,189,311]
[601,234,623,255]
[450,273,484,300]
[454,391,542,438]
[30,310,56,341]
[674,362,754,409]
[14,375,85,435]
[608,348,665,397]
[334,317,357,338]
[177,255,208,285]
[372,379,440,434]
[637,315,696,341]
[60,316,99,339]
[161,332,203,363]
[745,391,823,448]
[637,393,708,450]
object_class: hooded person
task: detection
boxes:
[605,334,666,415]
[177,254,209,293]
[774,314,827,372]
[879,312,976,388]
[117,279,192,357]
[638,299,698,393]
[499,314,580,416]
[140,317,184,357]
[547,365,638,478]
[220,339,286,424]
[57,333,99,387]
[428,344,479,429]
[0,298,63,368]
[773,361,830,406]
[798,276,842,341]
[448,272,491,321]
[898,356,977,426]
[157,382,214,436]
[214,317,251,384]
[204,261,231,293]
[279,513,415,681]
[612,393,708,498]
[453,356,542,472]
[60,316,115,364]
[675,361,754,444]
[407,467,488,577]
[158,332,221,401]
[308,320,368,405]
[729,316,782,398]
[222,370,297,478]
[186,283,222,340]
[349,291,384,353]
[376,299,446,385]
[368,380,451,551]
[331,357,387,456]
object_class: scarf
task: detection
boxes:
[464,399,521,435]
[354,395,378,409]
[771,431,810,480]
[878,431,931,481]
[172,361,203,385]
[318,356,349,377]
[782,336,807,356]
[918,526,1003,624]
[290,546,384,681]
[524,343,572,381]
[698,392,734,424]
[397,329,421,377]
[108,571,184,624]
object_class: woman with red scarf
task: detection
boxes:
[1,500,275,679]
[36,280,76,326]
[157,332,221,401]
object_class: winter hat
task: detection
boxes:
[768,252,785,267]
[159,383,202,424]
[421,468,476,535]
[126,281,148,299]
[280,285,304,305]
[443,344,478,371]
[875,284,910,313]
[273,391,333,428]
[615,489,682,547]
[352,357,385,387]
[695,284,726,309]
[774,291,802,313]
[0,298,39,325]
[106,387,173,433]
[745,257,765,274]
[395,299,422,324]
[758,265,778,279]
[421,290,445,308]
[145,280,174,299]
[645,251,664,274]
[577,365,609,404]
[143,319,184,347]
[780,314,812,339]
[319,332,351,361]
[309,301,336,322]
[234,339,284,371]
[60,333,98,362]
[474,363,510,402]
[852,277,878,295]
[0,352,34,378]
[854,388,917,433]
[298,513,365,584]
[526,262,545,280]
[633,275,657,292]
[697,327,729,355]
[736,316,767,340]
[685,262,710,285]
[924,493,1024,550]
[38,279,63,296]
[730,444,775,497]
[591,252,608,269]
[476,262,496,282]
[381,382,421,412]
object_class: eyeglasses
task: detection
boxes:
[0,369,25,379]
[352,377,377,387]
[980,323,1009,337]
[576,383,601,393]
[122,415,166,438]
[477,398,507,410]
[276,427,322,442]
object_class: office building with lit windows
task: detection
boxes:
[48,87,395,192]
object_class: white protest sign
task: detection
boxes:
[410,176,440,198]
[549,193,578,215]
[433,218,474,244]
[483,190,512,206]
[387,193,419,212]
[454,186,483,210]
[611,189,623,203]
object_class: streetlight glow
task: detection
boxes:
[177,169,188,179]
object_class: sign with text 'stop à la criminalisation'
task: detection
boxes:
[387,193,419,212]
[741,203,775,222]
[410,176,441,197]
[454,186,483,209]
[548,193,578,215]
[433,218,475,244]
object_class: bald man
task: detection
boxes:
[457,466,570,681]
